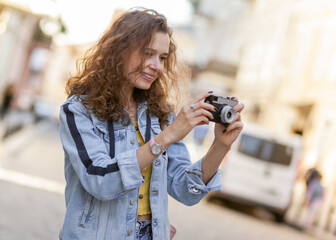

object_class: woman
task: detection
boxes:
[59,8,244,240]
[304,171,325,229]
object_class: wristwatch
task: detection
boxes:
[149,138,163,156]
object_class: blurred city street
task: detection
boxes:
[0,117,331,240]
[1,0,336,239]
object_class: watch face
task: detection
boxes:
[151,144,162,155]
[149,138,163,156]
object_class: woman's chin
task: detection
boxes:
[135,83,152,91]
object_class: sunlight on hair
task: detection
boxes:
[167,62,191,112]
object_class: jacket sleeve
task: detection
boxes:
[166,117,222,206]
[59,101,143,200]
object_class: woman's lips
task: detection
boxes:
[141,72,155,82]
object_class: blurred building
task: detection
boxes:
[187,0,336,235]
[40,9,125,112]
[0,0,64,118]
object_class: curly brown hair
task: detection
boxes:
[66,8,190,128]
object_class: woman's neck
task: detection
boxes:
[126,97,137,121]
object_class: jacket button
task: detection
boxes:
[131,139,135,144]
[130,199,135,205]
[153,221,158,226]
[128,229,133,235]
[152,190,158,195]
[139,194,143,199]
[155,161,160,166]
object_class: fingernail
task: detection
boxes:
[208,91,214,94]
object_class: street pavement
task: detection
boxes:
[0,118,331,240]
[0,118,65,240]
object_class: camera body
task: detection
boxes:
[204,95,238,126]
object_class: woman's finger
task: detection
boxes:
[234,102,244,113]
[232,111,241,123]
[189,103,197,111]
[190,91,214,105]
[191,108,214,120]
[193,115,210,126]
[189,101,214,112]
[226,116,243,132]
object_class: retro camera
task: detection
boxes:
[204,95,238,126]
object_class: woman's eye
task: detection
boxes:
[160,56,167,61]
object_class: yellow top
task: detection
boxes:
[134,121,152,215]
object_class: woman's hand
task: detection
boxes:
[213,98,244,147]
[201,98,244,184]
[164,91,215,145]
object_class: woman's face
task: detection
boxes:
[125,31,170,91]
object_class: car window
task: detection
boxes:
[269,142,293,165]
[238,134,293,166]
[238,134,262,159]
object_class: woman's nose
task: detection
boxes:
[149,57,164,72]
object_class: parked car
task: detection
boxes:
[212,123,302,222]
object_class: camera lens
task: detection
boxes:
[220,105,236,124]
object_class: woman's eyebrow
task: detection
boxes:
[145,48,169,56]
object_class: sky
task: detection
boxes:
[55,0,193,44]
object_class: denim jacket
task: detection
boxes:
[59,96,222,240]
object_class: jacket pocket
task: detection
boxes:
[79,194,95,229]
[94,123,126,150]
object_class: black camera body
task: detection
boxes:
[204,95,238,126]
